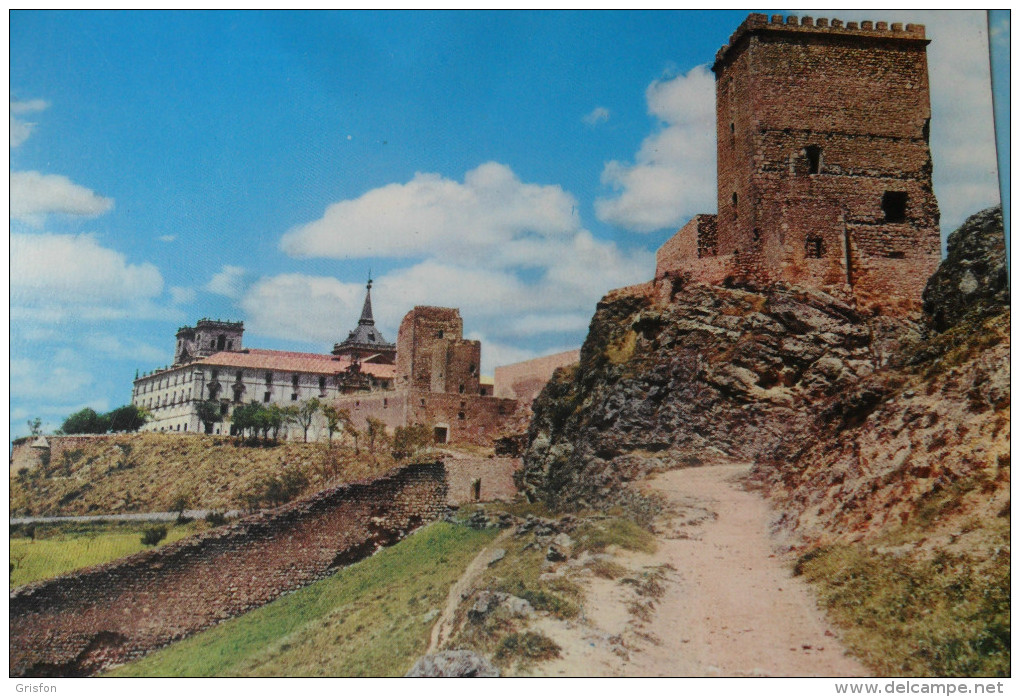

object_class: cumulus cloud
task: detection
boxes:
[170,286,197,305]
[11,232,164,321]
[253,161,653,358]
[595,64,716,232]
[280,162,582,266]
[10,98,48,147]
[583,106,611,126]
[206,265,249,299]
[240,274,366,344]
[10,171,114,224]
[10,354,94,402]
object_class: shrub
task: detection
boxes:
[205,510,228,527]
[141,525,168,547]
[495,631,561,663]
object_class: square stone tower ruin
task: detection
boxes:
[657,14,941,315]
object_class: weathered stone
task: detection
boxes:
[405,650,499,677]
[922,206,1007,332]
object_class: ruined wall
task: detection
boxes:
[396,306,465,391]
[9,463,447,677]
[410,392,520,446]
[444,456,521,505]
[493,350,582,404]
[655,215,730,285]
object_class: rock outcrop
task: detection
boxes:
[922,206,1007,333]
[756,206,1010,546]
[519,206,1008,533]
[518,280,916,509]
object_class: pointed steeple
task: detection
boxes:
[359,276,375,325]
[332,273,396,363]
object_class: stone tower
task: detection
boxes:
[173,319,244,366]
[658,14,941,316]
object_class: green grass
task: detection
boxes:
[571,517,657,557]
[10,521,203,588]
[105,522,497,677]
[796,543,1010,677]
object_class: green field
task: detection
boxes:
[10,520,203,588]
[106,521,498,677]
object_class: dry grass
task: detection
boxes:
[10,433,397,517]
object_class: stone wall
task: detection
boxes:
[444,457,521,504]
[9,462,448,677]
[493,350,582,404]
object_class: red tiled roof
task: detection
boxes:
[195,349,396,379]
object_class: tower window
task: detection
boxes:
[732,192,738,207]
[805,145,821,174]
[806,236,825,258]
[882,192,908,223]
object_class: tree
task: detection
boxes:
[321,404,343,446]
[345,422,361,454]
[229,401,261,442]
[195,400,222,434]
[366,417,388,454]
[107,404,149,432]
[61,407,110,434]
[266,404,287,442]
[295,398,321,443]
[27,418,42,437]
[392,423,434,460]
[141,525,168,547]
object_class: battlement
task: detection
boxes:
[715,13,928,70]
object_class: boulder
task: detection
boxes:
[405,650,499,677]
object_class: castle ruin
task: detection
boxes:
[656,14,941,315]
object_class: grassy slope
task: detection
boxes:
[10,432,397,517]
[10,520,206,588]
[796,508,1010,677]
[106,522,498,677]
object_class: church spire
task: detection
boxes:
[358,275,375,326]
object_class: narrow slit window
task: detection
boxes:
[805,145,821,174]
[806,236,825,258]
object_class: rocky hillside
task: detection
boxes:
[756,206,1009,547]
[519,207,1007,518]
[518,277,915,509]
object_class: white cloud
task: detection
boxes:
[595,64,716,232]
[10,171,114,223]
[240,274,365,344]
[583,106,610,126]
[170,286,197,305]
[10,355,93,402]
[158,234,177,243]
[11,232,165,321]
[10,98,48,147]
[81,334,165,363]
[280,161,582,266]
[206,265,248,299]
[256,162,652,353]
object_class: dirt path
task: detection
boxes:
[531,463,868,677]
[428,528,514,653]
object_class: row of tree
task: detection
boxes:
[59,405,149,435]
[56,398,435,460]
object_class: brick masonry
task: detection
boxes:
[9,462,448,677]
[656,13,941,317]
[443,456,522,504]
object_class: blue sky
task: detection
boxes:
[9,10,1008,439]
